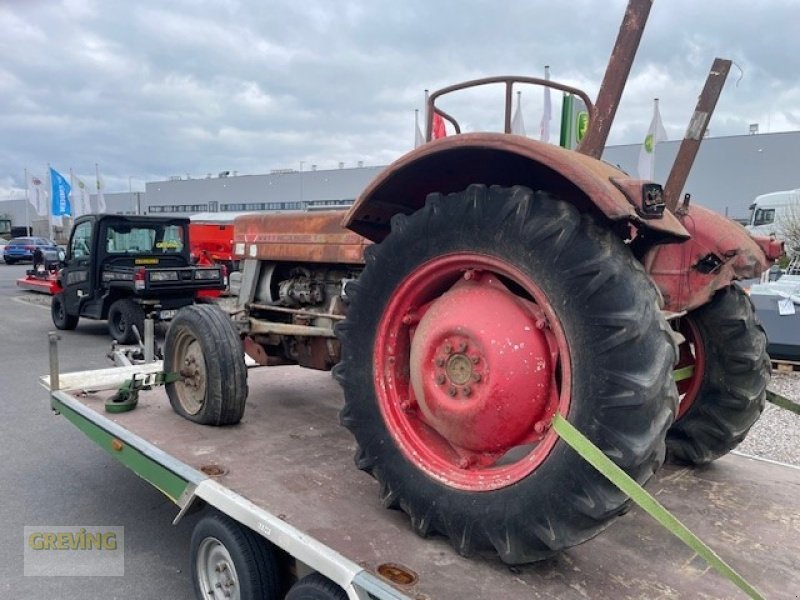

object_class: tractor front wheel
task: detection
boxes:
[165,304,247,425]
[667,285,769,464]
[335,185,677,564]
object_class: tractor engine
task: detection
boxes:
[241,262,363,370]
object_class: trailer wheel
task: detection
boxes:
[165,304,247,425]
[52,293,79,330]
[107,298,145,344]
[335,185,677,564]
[191,511,282,600]
[667,285,769,464]
[286,572,347,600]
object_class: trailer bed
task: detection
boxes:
[48,364,800,599]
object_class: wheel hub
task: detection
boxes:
[410,276,554,452]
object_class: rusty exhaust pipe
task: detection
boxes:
[577,0,653,159]
[663,58,732,213]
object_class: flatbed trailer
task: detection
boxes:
[43,357,800,600]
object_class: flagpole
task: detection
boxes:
[24,168,30,235]
[424,89,430,141]
[47,164,53,240]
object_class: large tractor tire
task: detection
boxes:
[334,185,678,564]
[165,304,248,425]
[107,298,146,344]
[51,293,79,330]
[667,285,769,464]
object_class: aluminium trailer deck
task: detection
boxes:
[46,363,800,600]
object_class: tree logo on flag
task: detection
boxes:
[576,111,589,143]
[32,177,41,186]
[644,133,655,153]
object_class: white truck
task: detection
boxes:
[746,188,800,239]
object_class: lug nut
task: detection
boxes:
[444,343,452,354]
[435,357,445,367]
[457,341,467,352]
[472,372,481,382]
[448,386,457,397]
[462,385,472,397]
[470,354,480,364]
[435,374,446,385]
[534,421,547,434]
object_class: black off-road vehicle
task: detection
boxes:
[51,214,226,343]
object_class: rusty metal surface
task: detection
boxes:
[76,366,800,599]
[578,0,654,158]
[424,76,594,140]
[344,133,688,243]
[646,203,769,312]
[234,211,370,264]
[663,58,732,212]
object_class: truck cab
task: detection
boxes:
[53,214,226,343]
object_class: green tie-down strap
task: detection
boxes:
[551,414,764,600]
[105,371,180,414]
[766,389,800,416]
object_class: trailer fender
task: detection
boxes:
[343,133,689,243]
[645,203,775,313]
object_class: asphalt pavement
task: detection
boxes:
[0,262,197,599]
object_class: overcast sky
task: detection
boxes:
[1,0,798,199]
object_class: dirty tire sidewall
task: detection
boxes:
[165,303,247,425]
[335,185,678,564]
[667,285,769,464]
[51,293,79,330]
[107,298,145,344]
[190,510,282,600]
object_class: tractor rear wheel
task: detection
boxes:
[667,285,769,464]
[334,184,677,564]
[165,304,248,425]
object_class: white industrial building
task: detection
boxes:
[2,131,798,234]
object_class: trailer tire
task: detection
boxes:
[165,304,247,425]
[51,293,79,330]
[107,298,145,344]
[335,184,677,564]
[667,285,769,464]
[286,572,347,600]
[191,510,282,600]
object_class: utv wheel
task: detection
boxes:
[165,304,247,425]
[51,293,79,330]
[107,298,145,344]
[667,285,769,464]
[334,185,678,564]
[286,572,347,600]
[191,511,282,600]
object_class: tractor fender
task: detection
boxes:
[645,203,774,313]
[343,132,689,243]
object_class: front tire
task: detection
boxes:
[165,304,247,425]
[51,293,79,330]
[667,285,769,464]
[107,298,145,344]
[335,185,677,564]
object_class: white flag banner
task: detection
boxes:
[72,174,92,218]
[414,109,424,148]
[27,171,49,216]
[539,65,552,143]
[512,92,526,136]
[96,165,107,213]
[637,98,668,180]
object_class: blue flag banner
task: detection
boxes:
[50,167,72,222]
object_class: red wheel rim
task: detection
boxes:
[373,253,571,491]
[675,317,705,419]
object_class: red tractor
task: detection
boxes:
[163,0,781,564]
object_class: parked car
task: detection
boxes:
[2,237,59,264]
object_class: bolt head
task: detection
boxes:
[435,357,446,367]
[448,386,457,397]
[534,421,546,434]
[457,341,467,352]
[444,343,452,354]
[435,373,446,385]
[470,354,480,364]
[472,372,481,382]
[462,385,472,397]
